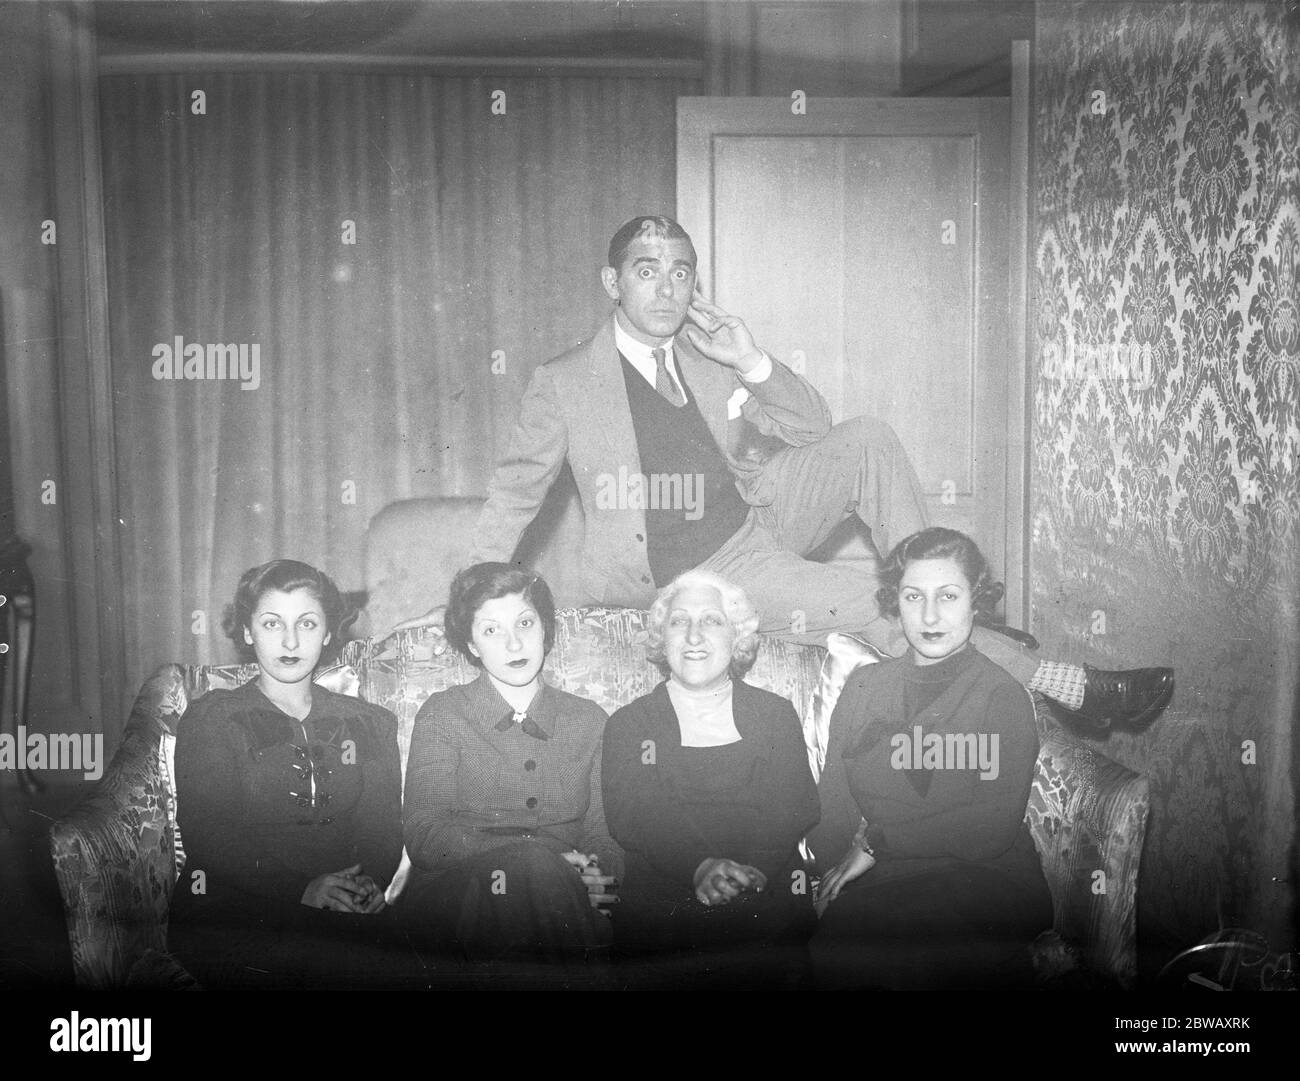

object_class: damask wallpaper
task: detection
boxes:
[1033,1,1297,971]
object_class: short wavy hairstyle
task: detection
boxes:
[223,559,347,664]
[607,214,698,273]
[444,562,557,667]
[875,527,1004,621]
[644,569,762,678]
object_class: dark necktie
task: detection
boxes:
[495,709,549,740]
[653,347,685,407]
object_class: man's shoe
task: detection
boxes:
[1074,665,1174,731]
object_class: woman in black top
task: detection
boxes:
[168,559,424,988]
[601,570,819,985]
[808,528,1052,989]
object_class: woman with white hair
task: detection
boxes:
[601,570,819,983]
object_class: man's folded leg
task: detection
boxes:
[760,414,929,560]
[700,516,884,640]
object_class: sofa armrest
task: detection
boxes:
[49,663,188,988]
[1025,694,1151,988]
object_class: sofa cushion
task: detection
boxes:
[805,632,886,781]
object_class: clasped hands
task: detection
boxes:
[302,863,387,914]
[693,857,767,907]
[563,850,618,915]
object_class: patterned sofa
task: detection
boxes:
[49,609,1150,989]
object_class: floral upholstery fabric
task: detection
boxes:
[1027,704,1151,989]
[341,607,823,782]
[49,663,187,990]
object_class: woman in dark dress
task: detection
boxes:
[601,570,820,986]
[168,559,424,988]
[808,527,1053,989]
[397,563,619,974]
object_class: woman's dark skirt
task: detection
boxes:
[395,841,610,986]
[168,899,430,990]
[613,882,816,989]
[809,861,1053,990]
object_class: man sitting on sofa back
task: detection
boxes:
[414,215,1172,731]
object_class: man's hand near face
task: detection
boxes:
[682,290,766,378]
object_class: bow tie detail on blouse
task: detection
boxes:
[495,709,549,740]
